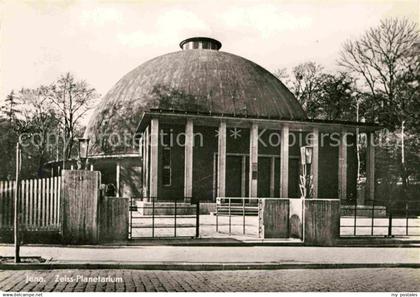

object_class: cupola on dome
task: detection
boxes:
[179,37,222,50]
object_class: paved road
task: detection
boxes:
[0,269,419,292]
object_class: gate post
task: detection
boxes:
[195,199,200,238]
[304,199,340,246]
[260,198,289,238]
[99,196,129,243]
[61,170,101,244]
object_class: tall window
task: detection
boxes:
[162,147,171,186]
[161,129,172,187]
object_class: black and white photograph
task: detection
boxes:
[0,0,419,294]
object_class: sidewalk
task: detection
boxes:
[1,245,419,270]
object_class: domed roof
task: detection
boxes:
[84,38,306,154]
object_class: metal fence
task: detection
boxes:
[340,198,420,237]
[0,177,61,231]
[129,196,199,239]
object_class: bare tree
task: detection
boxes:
[339,18,418,119]
[339,17,419,186]
[273,67,290,84]
[274,62,357,120]
[18,88,61,177]
[44,73,99,166]
[290,62,324,116]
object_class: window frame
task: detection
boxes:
[162,146,172,187]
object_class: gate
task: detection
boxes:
[214,197,261,238]
[129,197,200,239]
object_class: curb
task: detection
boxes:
[1,262,420,271]
[1,241,419,248]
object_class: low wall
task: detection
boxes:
[289,199,303,238]
[199,202,216,214]
[0,230,61,244]
[304,199,340,246]
[247,198,340,243]
[260,199,289,238]
[99,197,129,243]
[341,205,387,217]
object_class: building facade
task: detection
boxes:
[83,37,378,204]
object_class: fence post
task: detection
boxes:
[387,200,393,237]
[152,196,155,238]
[129,196,132,240]
[405,201,409,236]
[258,198,260,238]
[174,197,177,237]
[14,143,21,263]
[22,180,26,227]
[35,179,39,227]
[53,177,58,226]
[228,198,231,235]
[195,198,200,238]
[28,179,31,227]
[46,178,50,226]
[216,198,219,232]
[56,176,59,226]
[371,199,375,236]
[353,195,357,236]
[42,178,46,227]
[242,198,245,235]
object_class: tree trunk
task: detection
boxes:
[356,101,361,182]
[401,120,408,190]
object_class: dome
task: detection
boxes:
[84,37,306,154]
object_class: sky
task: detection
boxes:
[0,0,418,102]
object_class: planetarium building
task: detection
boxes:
[82,37,378,207]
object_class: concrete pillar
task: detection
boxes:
[150,118,159,199]
[184,119,193,203]
[249,123,259,197]
[366,132,375,201]
[143,130,150,199]
[311,128,319,198]
[61,170,101,244]
[280,125,289,198]
[139,135,144,197]
[217,122,226,198]
[338,132,348,200]
[116,161,121,197]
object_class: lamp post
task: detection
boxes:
[77,138,90,170]
[14,142,21,263]
[299,146,313,199]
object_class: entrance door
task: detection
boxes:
[214,154,249,199]
[257,157,271,197]
[226,155,243,197]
